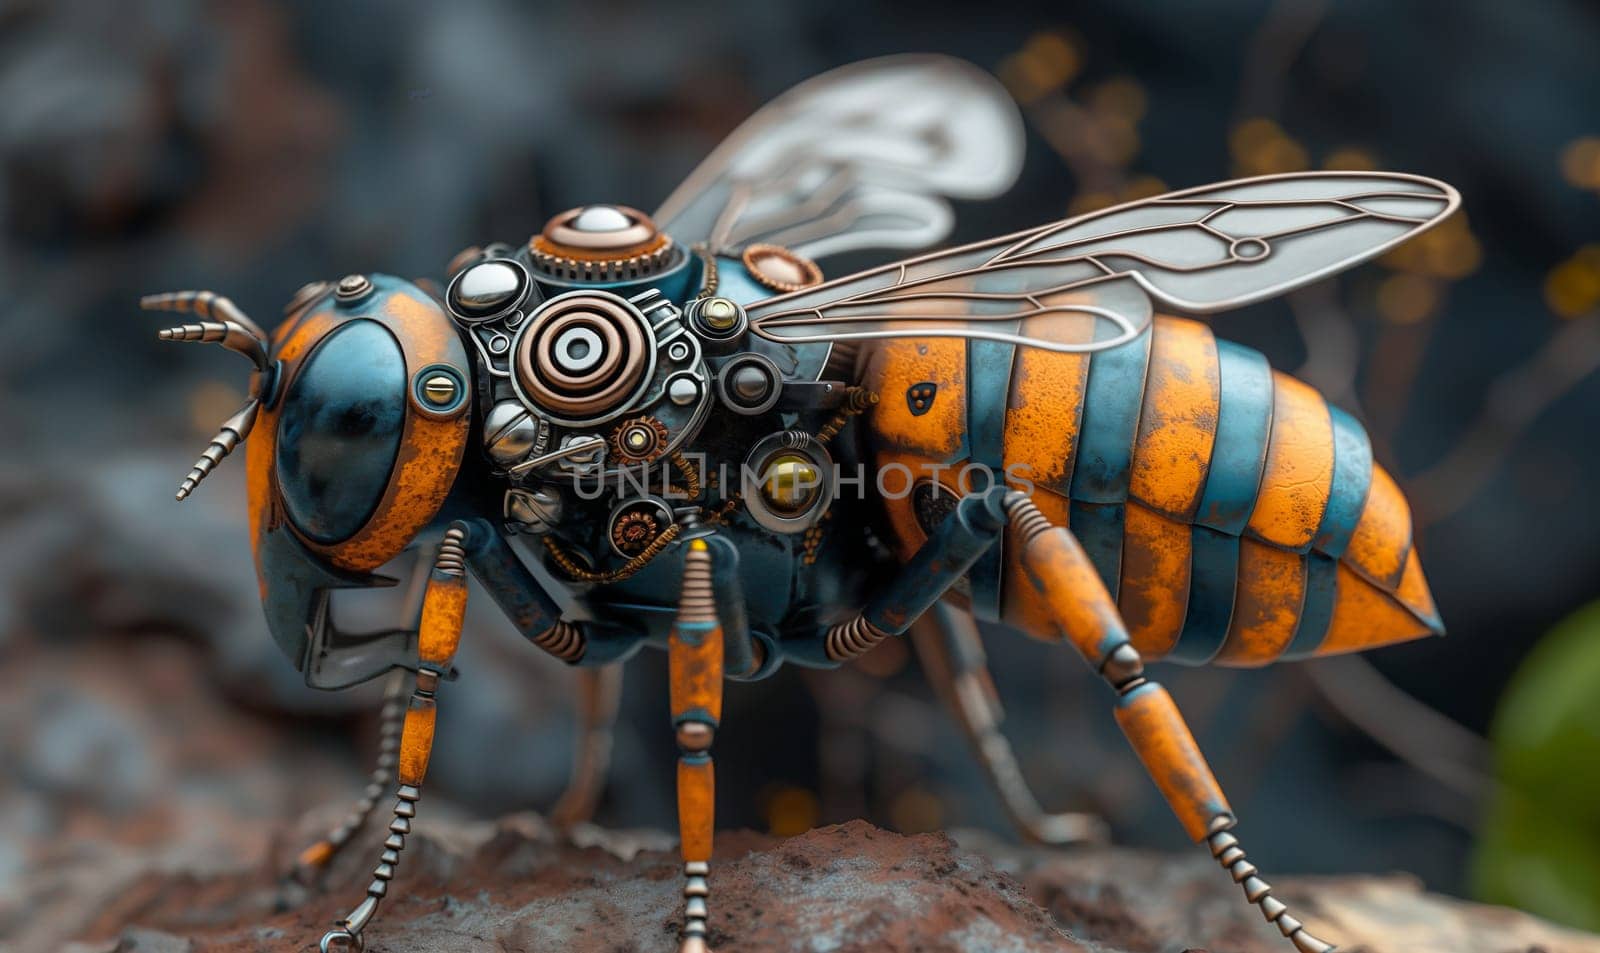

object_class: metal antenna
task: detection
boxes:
[144,290,274,500]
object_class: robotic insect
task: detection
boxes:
[146,55,1456,952]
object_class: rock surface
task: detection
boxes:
[53,811,1600,953]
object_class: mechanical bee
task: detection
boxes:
[145,55,1456,953]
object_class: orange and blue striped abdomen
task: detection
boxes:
[859,316,1442,667]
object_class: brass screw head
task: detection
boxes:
[422,374,458,405]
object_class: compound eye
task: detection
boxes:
[275,320,406,544]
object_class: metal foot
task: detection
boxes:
[1205,816,1337,952]
[317,525,468,950]
[679,860,712,953]
[1004,494,1336,951]
[292,670,407,886]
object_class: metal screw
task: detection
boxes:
[422,374,457,406]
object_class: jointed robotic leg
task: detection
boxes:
[669,538,725,953]
[909,601,1107,845]
[550,665,624,828]
[1004,493,1336,953]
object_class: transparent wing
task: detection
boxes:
[654,54,1024,262]
[747,171,1462,354]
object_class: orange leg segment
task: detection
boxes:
[670,538,725,953]
[1005,494,1336,953]
[320,524,470,953]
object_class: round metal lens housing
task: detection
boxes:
[716,352,782,416]
[742,431,834,534]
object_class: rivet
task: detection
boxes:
[336,273,373,303]
[669,376,701,406]
[702,297,738,330]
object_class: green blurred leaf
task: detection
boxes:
[1474,600,1600,930]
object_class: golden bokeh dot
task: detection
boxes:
[1069,191,1118,216]
[1323,146,1379,171]
[764,786,821,838]
[999,31,1081,103]
[1095,115,1141,167]
[1088,76,1147,121]
[1543,246,1600,319]
[187,380,245,436]
[888,786,945,835]
[1376,273,1440,324]
[1382,213,1481,280]
[1120,175,1169,202]
[1229,117,1309,177]
[1559,137,1600,189]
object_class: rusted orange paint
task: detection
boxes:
[670,626,724,725]
[872,448,958,562]
[1316,562,1437,655]
[1118,502,1191,660]
[397,695,437,786]
[1002,486,1076,641]
[1214,539,1305,666]
[1246,372,1334,550]
[1344,462,1411,590]
[1114,683,1231,842]
[1015,511,1127,659]
[861,338,966,458]
[418,574,467,669]
[1393,546,1440,628]
[1130,317,1220,520]
[245,407,280,604]
[676,758,716,863]
[1003,312,1095,496]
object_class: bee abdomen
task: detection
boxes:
[1017,316,1440,665]
[860,314,1443,669]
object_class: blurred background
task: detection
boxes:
[3,0,1598,947]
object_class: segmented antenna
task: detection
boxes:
[144,290,274,501]
[141,289,269,340]
[175,400,260,501]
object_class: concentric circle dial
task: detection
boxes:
[513,290,655,425]
[529,204,678,282]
